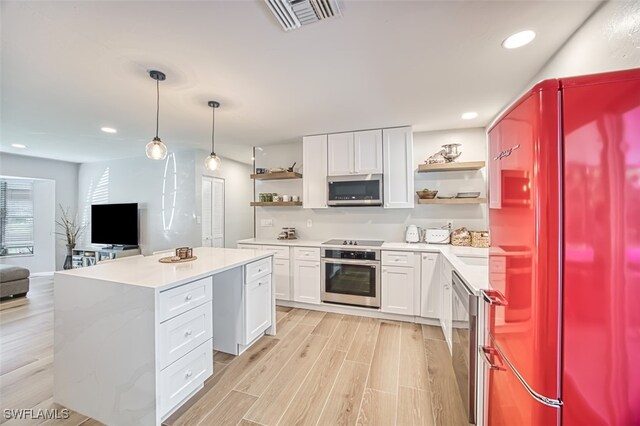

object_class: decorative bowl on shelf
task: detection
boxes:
[416,190,438,199]
[455,192,481,198]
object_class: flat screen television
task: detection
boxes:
[91,203,139,247]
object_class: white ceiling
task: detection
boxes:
[1,0,600,164]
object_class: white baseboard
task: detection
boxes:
[276,299,440,326]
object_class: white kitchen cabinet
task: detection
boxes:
[381,265,415,315]
[327,132,355,176]
[293,259,321,305]
[328,130,383,176]
[420,253,440,319]
[237,243,260,250]
[354,130,383,174]
[273,258,291,301]
[243,275,272,345]
[382,126,414,209]
[440,257,454,352]
[303,134,328,209]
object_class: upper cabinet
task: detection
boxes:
[354,130,383,174]
[383,127,414,209]
[327,132,354,176]
[328,130,383,176]
[303,134,328,209]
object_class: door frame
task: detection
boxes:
[201,175,225,248]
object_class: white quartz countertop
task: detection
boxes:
[238,238,326,247]
[55,247,274,290]
[237,238,489,294]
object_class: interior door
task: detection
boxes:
[202,176,225,248]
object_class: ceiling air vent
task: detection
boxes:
[264,0,341,31]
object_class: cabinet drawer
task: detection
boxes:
[293,246,320,261]
[237,244,262,250]
[160,277,213,322]
[159,301,213,369]
[382,251,415,267]
[262,245,290,260]
[245,257,272,282]
[160,342,213,417]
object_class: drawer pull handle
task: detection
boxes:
[185,370,192,379]
[185,294,193,301]
[185,329,192,337]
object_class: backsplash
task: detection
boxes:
[253,127,488,242]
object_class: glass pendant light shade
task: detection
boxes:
[204,153,221,171]
[146,137,168,160]
[147,70,168,160]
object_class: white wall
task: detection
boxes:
[530,1,640,83]
[253,128,487,242]
[77,149,253,254]
[194,149,254,248]
[0,153,78,270]
[77,150,199,254]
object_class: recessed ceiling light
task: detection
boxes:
[101,127,117,134]
[11,143,27,149]
[502,30,536,49]
[461,112,478,120]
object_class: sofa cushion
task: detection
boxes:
[0,264,30,282]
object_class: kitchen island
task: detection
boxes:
[53,247,275,426]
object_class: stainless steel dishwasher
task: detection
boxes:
[452,270,479,424]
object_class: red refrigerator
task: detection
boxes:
[485,68,640,426]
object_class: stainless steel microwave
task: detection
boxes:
[327,175,383,206]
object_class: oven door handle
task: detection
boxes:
[321,258,380,266]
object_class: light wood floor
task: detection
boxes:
[0,277,468,426]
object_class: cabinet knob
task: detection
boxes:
[185,370,192,379]
[184,329,192,337]
[185,294,193,301]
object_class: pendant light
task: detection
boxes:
[145,70,168,160]
[204,101,222,171]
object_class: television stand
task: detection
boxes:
[71,247,141,268]
[105,245,139,251]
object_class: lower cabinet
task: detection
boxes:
[440,257,454,352]
[273,258,291,301]
[244,275,272,344]
[293,259,321,304]
[381,265,416,315]
[420,253,440,319]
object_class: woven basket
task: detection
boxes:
[471,231,490,248]
[451,227,472,246]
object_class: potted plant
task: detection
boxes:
[55,205,85,269]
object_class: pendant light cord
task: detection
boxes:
[155,79,160,139]
[211,105,215,154]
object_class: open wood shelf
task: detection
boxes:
[250,201,303,207]
[417,161,486,173]
[251,172,302,180]
[417,197,487,205]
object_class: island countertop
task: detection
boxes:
[55,247,274,290]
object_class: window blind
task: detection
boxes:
[0,179,35,256]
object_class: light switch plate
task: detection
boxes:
[261,219,273,227]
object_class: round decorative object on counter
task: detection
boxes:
[159,256,198,264]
